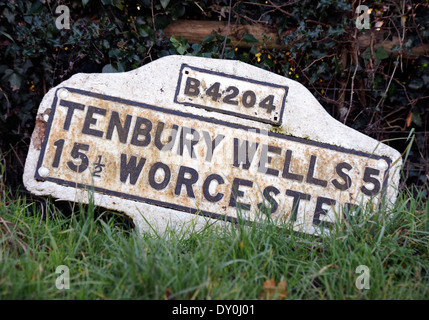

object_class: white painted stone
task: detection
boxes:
[38,167,49,177]
[23,55,403,236]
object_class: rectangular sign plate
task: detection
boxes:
[174,64,288,125]
[36,87,390,235]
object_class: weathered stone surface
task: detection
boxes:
[23,55,402,235]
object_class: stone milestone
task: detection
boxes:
[23,55,403,235]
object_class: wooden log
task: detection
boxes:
[163,20,429,59]
[163,19,288,49]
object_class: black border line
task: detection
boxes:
[173,64,288,126]
[35,87,392,225]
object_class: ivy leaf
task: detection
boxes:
[20,59,33,74]
[362,47,371,60]
[102,39,110,49]
[8,72,22,91]
[102,64,118,73]
[1,69,22,91]
[27,1,43,15]
[139,25,151,38]
[155,15,170,30]
[170,36,188,54]
[116,1,124,10]
[170,35,179,46]
[192,43,201,54]
[2,8,16,24]
[243,34,258,43]
[117,62,125,72]
[170,4,185,20]
[160,0,170,9]
[374,46,389,61]
[311,50,326,59]
[202,35,214,44]
[327,26,345,37]
[224,49,235,59]
[317,63,327,75]
[412,112,422,127]
[108,48,120,58]
[176,45,187,55]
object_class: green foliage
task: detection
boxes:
[169,33,235,59]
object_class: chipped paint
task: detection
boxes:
[32,108,51,150]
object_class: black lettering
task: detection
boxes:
[286,189,311,222]
[257,186,280,215]
[82,105,106,137]
[206,82,222,101]
[202,131,225,162]
[223,86,239,105]
[361,167,381,196]
[174,166,199,198]
[184,77,200,96]
[92,155,105,178]
[258,144,281,176]
[228,178,253,211]
[202,173,224,203]
[59,100,85,131]
[106,111,132,144]
[242,90,256,108]
[282,150,304,182]
[148,162,171,190]
[259,95,276,113]
[67,143,89,173]
[52,139,65,168]
[177,126,200,159]
[154,121,179,151]
[332,162,353,191]
[120,153,146,185]
[306,155,328,187]
[233,138,259,170]
[131,117,152,147]
[313,196,336,229]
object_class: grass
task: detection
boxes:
[0,183,428,300]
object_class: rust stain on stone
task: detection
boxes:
[32,108,51,150]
